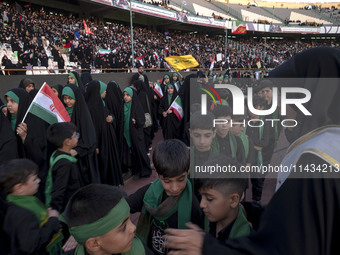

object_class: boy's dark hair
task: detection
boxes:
[64,184,127,228]
[152,139,189,178]
[47,122,77,148]
[0,159,38,194]
[198,178,247,198]
[190,111,215,131]
[213,105,232,118]
[232,114,247,122]
[190,103,201,115]
[252,95,266,108]
[197,154,247,197]
[259,79,273,90]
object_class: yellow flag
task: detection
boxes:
[164,55,199,71]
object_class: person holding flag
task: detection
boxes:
[4,88,51,200]
[159,84,182,140]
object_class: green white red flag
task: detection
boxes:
[22,83,71,124]
[168,96,183,121]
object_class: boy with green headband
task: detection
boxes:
[0,159,62,255]
[127,139,202,255]
[62,184,153,255]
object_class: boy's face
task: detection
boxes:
[159,171,189,197]
[200,187,238,224]
[215,116,231,138]
[261,87,272,103]
[190,128,216,152]
[68,131,79,148]
[249,105,264,119]
[20,173,40,196]
[95,215,136,254]
[230,123,245,136]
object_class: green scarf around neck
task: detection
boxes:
[136,178,192,244]
[99,81,107,106]
[45,150,77,208]
[7,195,63,254]
[10,114,17,131]
[123,87,133,148]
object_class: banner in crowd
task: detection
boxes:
[164,55,199,71]
[169,96,183,121]
[22,83,71,124]
[232,21,247,34]
[83,19,94,35]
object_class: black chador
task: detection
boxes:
[62,84,100,185]
[85,80,123,186]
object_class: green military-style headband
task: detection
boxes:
[68,198,130,243]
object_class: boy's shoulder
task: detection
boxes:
[51,151,76,168]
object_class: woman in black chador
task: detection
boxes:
[158,83,181,140]
[85,80,123,186]
[62,84,100,186]
[121,87,152,180]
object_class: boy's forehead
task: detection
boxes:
[191,128,215,135]
[160,172,188,180]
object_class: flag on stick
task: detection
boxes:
[168,96,183,121]
[22,83,71,124]
[83,19,94,35]
[154,83,163,98]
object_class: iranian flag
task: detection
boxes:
[168,96,184,121]
[22,83,71,125]
[232,21,247,34]
[98,48,110,55]
[154,83,163,98]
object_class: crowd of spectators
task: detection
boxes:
[0,2,338,74]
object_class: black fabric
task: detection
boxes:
[134,80,152,150]
[51,84,64,102]
[50,150,81,213]
[121,91,152,178]
[127,183,202,255]
[80,72,93,87]
[203,155,340,255]
[0,110,18,162]
[158,85,181,140]
[216,134,246,164]
[63,84,100,185]
[85,80,123,186]
[0,191,10,254]
[3,203,60,255]
[6,88,51,197]
[269,47,340,143]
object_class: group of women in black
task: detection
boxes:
[0,70,187,195]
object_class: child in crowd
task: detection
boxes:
[212,105,246,165]
[198,156,251,243]
[62,184,153,255]
[0,159,62,255]
[46,122,81,213]
[121,87,152,180]
[62,84,100,185]
[159,84,181,140]
[127,139,202,255]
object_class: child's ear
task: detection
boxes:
[212,129,216,137]
[12,183,23,194]
[85,237,101,252]
[230,193,240,209]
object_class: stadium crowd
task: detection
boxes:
[0,2,338,74]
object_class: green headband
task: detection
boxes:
[164,75,170,79]
[69,198,130,243]
[165,84,174,90]
[99,81,107,95]
[172,73,178,77]
[68,73,78,86]
[62,87,75,100]
[124,87,133,97]
[5,91,19,104]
